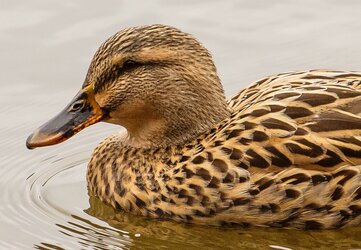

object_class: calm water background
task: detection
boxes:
[1,0,361,249]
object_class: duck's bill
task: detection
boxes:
[26,86,104,149]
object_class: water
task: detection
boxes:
[1,0,361,249]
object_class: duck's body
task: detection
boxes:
[27,25,361,229]
[87,69,361,229]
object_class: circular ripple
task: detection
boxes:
[25,126,132,249]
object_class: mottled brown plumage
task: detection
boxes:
[30,24,361,229]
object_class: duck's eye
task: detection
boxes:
[69,100,85,112]
[123,60,137,69]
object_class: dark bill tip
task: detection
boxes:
[26,134,36,150]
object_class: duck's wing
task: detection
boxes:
[223,70,361,172]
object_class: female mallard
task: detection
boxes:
[27,24,361,229]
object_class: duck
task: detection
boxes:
[26,24,361,229]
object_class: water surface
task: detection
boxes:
[1,0,361,249]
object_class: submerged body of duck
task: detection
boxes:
[27,25,361,229]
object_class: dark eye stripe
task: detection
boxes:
[123,60,137,69]
[94,61,140,92]
[93,61,163,93]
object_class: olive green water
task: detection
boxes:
[1,0,361,249]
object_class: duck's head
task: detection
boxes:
[26,24,230,149]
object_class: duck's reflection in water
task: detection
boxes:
[35,193,361,249]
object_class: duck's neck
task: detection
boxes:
[123,96,231,148]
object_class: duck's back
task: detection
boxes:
[87,70,361,229]
[227,69,361,172]
[185,69,361,228]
